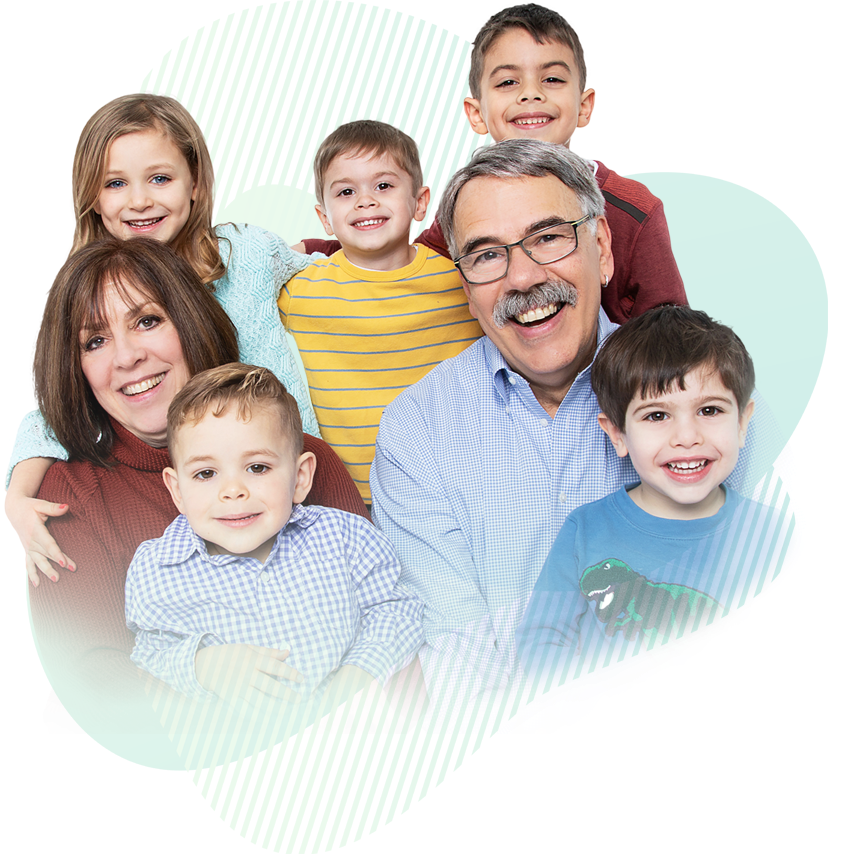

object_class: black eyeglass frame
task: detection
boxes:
[453,215,593,285]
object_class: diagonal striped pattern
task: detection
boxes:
[140,2,494,852]
[141,1,476,235]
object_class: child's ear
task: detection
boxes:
[463,97,490,136]
[597,413,629,457]
[576,88,596,129]
[413,186,430,223]
[191,180,198,202]
[292,451,317,505]
[315,204,335,237]
[738,398,756,447]
[162,467,185,514]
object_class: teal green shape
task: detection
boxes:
[634,173,827,444]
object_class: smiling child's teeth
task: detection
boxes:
[128,218,162,227]
[122,373,165,396]
[514,117,550,125]
[355,218,383,228]
[515,302,558,324]
[667,460,707,471]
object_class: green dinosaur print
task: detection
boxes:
[581,558,732,667]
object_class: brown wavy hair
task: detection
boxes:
[71,94,227,286]
[35,238,239,466]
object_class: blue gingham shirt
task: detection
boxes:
[125,504,423,701]
[370,309,777,700]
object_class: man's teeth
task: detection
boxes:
[667,460,708,472]
[122,373,165,396]
[515,302,559,324]
[354,218,384,228]
[513,117,550,126]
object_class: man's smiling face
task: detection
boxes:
[453,174,612,412]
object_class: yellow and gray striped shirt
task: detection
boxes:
[278,246,483,502]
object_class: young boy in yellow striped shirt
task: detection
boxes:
[278,121,483,504]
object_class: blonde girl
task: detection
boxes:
[7,94,320,584]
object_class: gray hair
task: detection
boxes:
[437,139,606,258]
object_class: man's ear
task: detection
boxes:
[162,467,185,513]
[595,216,614,287]
[413,186,430,222]
[463,97,490,136]
[315,204,335,237]
[292,451,317,505]
[597,413,629,457]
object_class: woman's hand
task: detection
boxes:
[5,457,76,586]
[195,644,304,706]
[5,496,75,586]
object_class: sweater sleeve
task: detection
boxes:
[302,433,370,520]
[302,238,341,256]
[414,217,450,258]
[6,409,68,487]
[214,224,321,438]
[624,202,688,318]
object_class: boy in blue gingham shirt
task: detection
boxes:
[125,363,423,706]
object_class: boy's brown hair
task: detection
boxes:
[167,363,304,460]
[591,306,756,432]
[313,120,423,204]
[469,4,587,99]
[34,237,238,467]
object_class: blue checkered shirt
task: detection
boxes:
[370,309,777,700]
[125,504,423,701]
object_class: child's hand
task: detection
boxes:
[4,493,75,587]
[195,644,304,706]
[290,241,307,254]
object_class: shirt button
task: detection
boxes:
[505,406,511,415]
[260,571,270,582]
[509,377,516,385]
[540,417,549,426]
[559,492,567,503]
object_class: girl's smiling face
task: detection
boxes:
[93,129,196,244]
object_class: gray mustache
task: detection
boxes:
[492,282,578,328]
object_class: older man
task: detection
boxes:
[370,140,773,700]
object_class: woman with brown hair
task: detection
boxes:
[28,237,366,762]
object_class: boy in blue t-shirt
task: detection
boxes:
[516,306,789,687]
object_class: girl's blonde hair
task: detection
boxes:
[71,94,226,286]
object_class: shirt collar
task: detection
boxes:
[486,307,620,402]
[154,503,315,566]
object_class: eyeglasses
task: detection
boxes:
[453,216,592,285]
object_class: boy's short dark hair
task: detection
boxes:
[469,4,587,99]
[167,363,304,460]
[591,306,756,432]
[314,120,423,204]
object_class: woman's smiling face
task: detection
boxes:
[79,280,190,446]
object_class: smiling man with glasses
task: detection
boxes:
[370,140,772,705]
